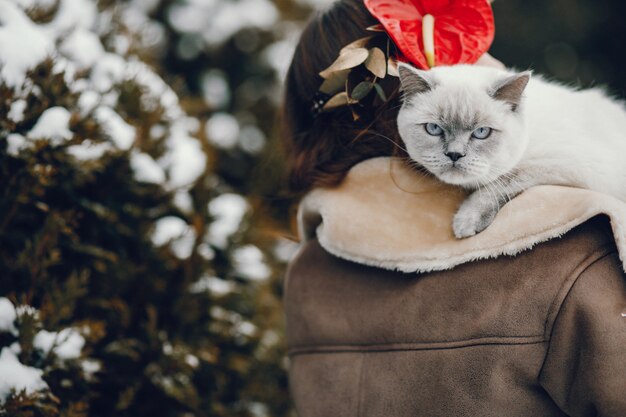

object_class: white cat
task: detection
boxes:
[396,63,626,238]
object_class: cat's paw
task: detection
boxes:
[452,199,500,239]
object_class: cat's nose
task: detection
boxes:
[446,152,465,162]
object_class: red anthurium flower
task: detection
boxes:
[363,0,495,69]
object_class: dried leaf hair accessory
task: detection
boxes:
[312,26,399,120]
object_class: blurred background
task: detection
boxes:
[0,0,624,416]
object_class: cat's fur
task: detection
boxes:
[397,63,626,238]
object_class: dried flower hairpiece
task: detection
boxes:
[312,25,398,120]
[312,0,496,119]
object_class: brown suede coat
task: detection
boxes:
[285,159,626,417]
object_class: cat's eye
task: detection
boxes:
[472,127,492,140]
[425,123,444,136]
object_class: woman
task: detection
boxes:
[282,1,626,416]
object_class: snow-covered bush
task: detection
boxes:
[0,0,296,415]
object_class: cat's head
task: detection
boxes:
[397,64,531,188]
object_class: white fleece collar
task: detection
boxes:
[298,157,626,273]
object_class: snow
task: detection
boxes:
[9,342,21,355]
[78,90,100,114]
[149,125,166,142]
[161,120,207,188]
[34,328,85,360]
[95,106,136,150]
[201,70,231,109]
[185,354,199,368]
[196,243,216,260]
[260,329,280,347]
[1,1,208,192]
[12,0,56,9]
[121,7,166,52]
[131,152,166,184]
[111,33,131,56]
[232,245,271,281]
[209,306,256,338]
[81,359,101,377]
[207,193,248,249]
[60,28,105,69]
[295,0,336,9]
[151,216,188,245]
[0,1,54,87]
[100,91,120,108]
[8,99,27,123]
[189,275,235,296]
[234,320,257,337]
[202,0,278,46]
[170,232,197,259]
[52,57,78,87]
[166,2,211,34]
[162,342,173,355]
[15,305,38,318]
[130,0,160,14]
[173,190,194,214]
[166,0,279,48]
[205,112,240,149]
[46,0,97,34]
[125,60,181,118]
[175,33,203,60]
[90,53,126,92]
[239,125,266,154]
[0,298,17,335]
[27,107,73,143]
[67,140,114,161]
[262,37,297,82]
[247,402,270,417]
[209,306,231,320]
[6,134,27,156]
[0,348,48,402]
[273,238,299,263]
[151,216,197,259]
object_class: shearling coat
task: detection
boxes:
[285,158,626,417]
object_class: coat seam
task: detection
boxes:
[543,246,616,339]
[288,336,547,356]
[537,249,616,386]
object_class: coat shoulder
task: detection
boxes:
[285,215,620,349]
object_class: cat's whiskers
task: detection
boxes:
[493,177,512,204]
[476,181,498,212]
[399,157,437,183]
[462,160,507,209]
[489,163,525,196]
[486,182,502,212]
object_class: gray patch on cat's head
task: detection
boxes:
[436,91,490,134]
[398,63,436,96]
[491,71,532,111]
[396,65,531,188]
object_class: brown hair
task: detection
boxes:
[282,0,407,195]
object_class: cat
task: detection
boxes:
[396,63,626,238]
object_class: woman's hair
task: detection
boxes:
[282,0,406,194]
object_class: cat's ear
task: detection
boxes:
[491,71,532,111]
[398,63,433,95]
